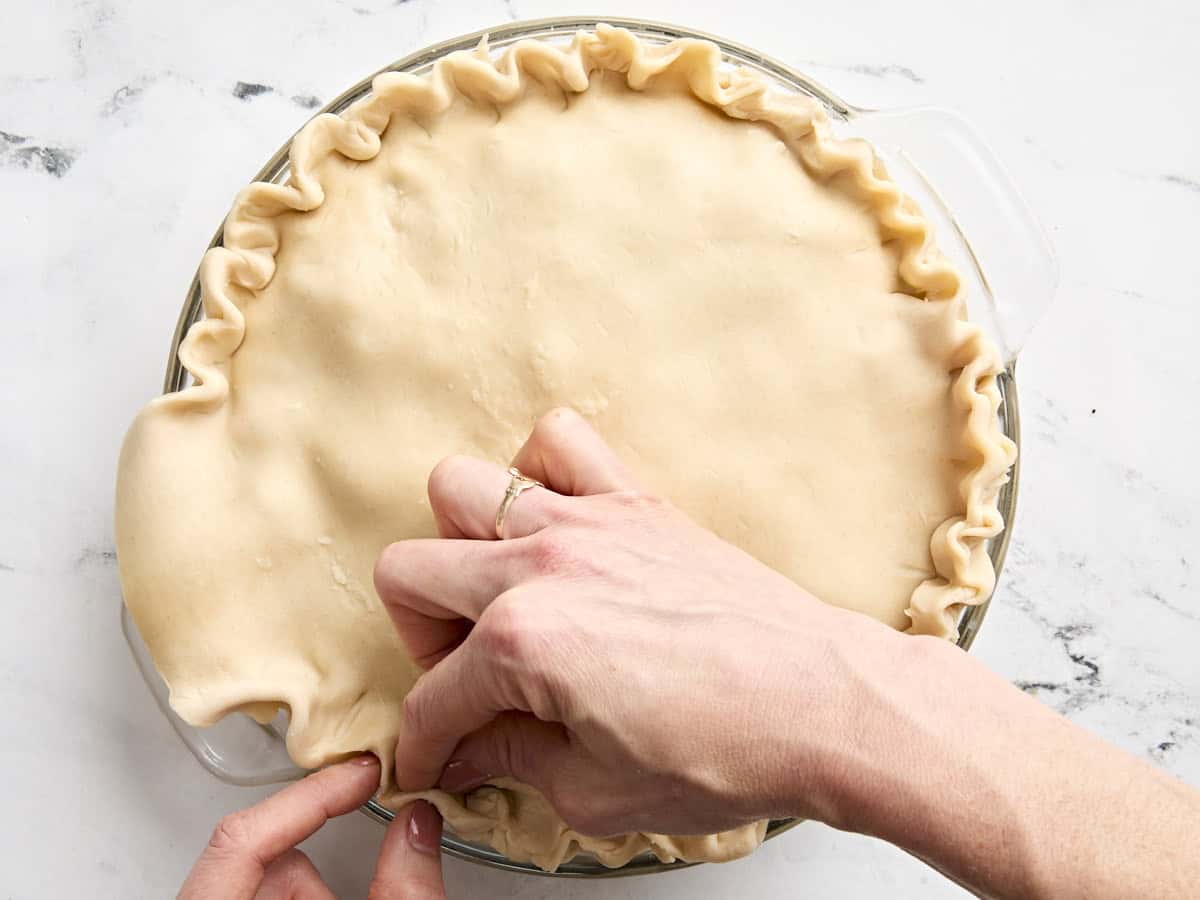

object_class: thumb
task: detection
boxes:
[438,712,574,797]
[368,801,446,900]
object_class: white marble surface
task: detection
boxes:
[2,0,1198,897]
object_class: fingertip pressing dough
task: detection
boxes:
[115,26,1015,871]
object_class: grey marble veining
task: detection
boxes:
[1,1,1197,898]
[795,59,926,84]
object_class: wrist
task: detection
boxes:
[822,628,967,833]
[770,613,969,831]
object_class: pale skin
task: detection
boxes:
[177,757,446,900]
[182,409,1200,898]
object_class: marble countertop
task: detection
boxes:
[2,0,1197,897]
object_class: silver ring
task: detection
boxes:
[495,467,543,539]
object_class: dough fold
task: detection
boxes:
[392,779,769,871]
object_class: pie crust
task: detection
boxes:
[115,26,1016,871]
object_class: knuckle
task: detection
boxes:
[611,488,665,516]
[477,594,533,663]
[208,810,252,854]
[477,596,569,720]
[527,530,575,576]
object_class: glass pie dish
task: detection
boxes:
[120,15,1056,879]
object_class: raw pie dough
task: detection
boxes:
[115,26,1016,872]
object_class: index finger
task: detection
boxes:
[179,756,381,900]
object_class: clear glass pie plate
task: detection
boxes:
[121,15,1056,879]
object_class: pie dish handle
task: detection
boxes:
[849,106,1057,363]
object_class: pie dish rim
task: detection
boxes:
[138,14,1022,878]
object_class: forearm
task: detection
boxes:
[793,620,1200,899]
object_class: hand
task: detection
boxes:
[179,756,445,899]
[374,408,891,837]
[374,408,1200,899]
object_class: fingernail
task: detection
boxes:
[407,800,442,855]
[352,753,379,766]
[439,759,490,793]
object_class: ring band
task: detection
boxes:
[495,467,544,539]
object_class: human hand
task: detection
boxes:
[365,405,1200,900]
[374,408,896,837]
[179,756,445,899]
